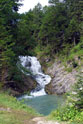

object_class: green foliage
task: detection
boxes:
[65,67,72,72]
[49,100,83,123]
[16,11,37,56]
[50,106,78,121]
[73,73,83,109]
[57,41,83,71]
[49,105,83,123]
[39,2,68,53]
[69,42,83,58]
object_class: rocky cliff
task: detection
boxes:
[45,60,78,95]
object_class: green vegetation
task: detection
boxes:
[59,42,83,63]
[49,74,83,124]
[49,105,83,123]
[0,93,38,124]
[0,0,83,90]
[0,0,83,124]
[49,106,83,123]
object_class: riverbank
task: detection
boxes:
[0,93,39,124]
[0,93,65,124]
[0,91,83,124]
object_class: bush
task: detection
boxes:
[74,73,83,109]
[50,106,79,121]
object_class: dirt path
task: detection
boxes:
[31,117,60,124]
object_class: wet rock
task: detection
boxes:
[45,82,53,94]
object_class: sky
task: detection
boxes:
[18,0,49,13]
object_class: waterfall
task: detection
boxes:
[19,56,51,97]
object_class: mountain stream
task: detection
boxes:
[17,56,64,115]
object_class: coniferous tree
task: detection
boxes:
[64,0,83,45]
[16,10,36,56]
[39,1,68,54]
[0,0,21,85]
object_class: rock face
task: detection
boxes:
[45,61,77,95]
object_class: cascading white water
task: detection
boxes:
[19,56,51,97]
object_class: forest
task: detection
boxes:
[0,0,83,85]
[0,0,83,124]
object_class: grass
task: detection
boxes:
[65,67,73,72]
[0,110,31,124]
[56,42,83,73]
[65,42,83,62]
[0,93,39,124]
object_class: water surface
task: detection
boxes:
[18,94,65,115]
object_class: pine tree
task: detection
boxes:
[0,0,21,85]
[64,0,83,45]
[39,1,68,54]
